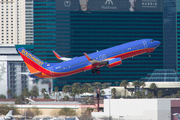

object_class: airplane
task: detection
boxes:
[17,39,160,79]
[173,113,180,120]
[0,110,15,120]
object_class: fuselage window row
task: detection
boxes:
[58,44,144,71]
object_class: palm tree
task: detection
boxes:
[31,86,39,99]
[100,90,105,99]
[41,88,47,99]
[135,91,142,98]
[70,87,79,101]
[149,83,157,98]
[140,81,146,90]
[88,87,94,94]
[92,82,101,89]
[132,80,141,93]
[62,85,71,94]
[120,80,129,98]
[175,91,180,98]
[81,83,92,93]
[115,82,119,86]
[111,88,116,98]
[101,83,110,89]
[7,89,11,99]
[63,95,69,101]
[158,90,163,98]
[22,88,30,98]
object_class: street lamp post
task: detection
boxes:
[109,88,111,120]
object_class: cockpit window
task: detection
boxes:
[150,40,154,43]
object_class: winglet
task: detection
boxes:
[84,53,93,61]
[53,50,61,60]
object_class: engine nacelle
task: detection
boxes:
[107,58,122,68]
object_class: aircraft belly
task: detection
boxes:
[119,48,154,60]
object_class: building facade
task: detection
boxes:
[92,99,171,120]
[0,45,29,97]
[0,0,33,45]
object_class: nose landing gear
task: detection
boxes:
[148,53,151,57]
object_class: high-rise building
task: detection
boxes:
[33,0,56,62]
[0,45,29,98]
[25,0,34,44]
[177,0,180,73]
[0,0,33,45]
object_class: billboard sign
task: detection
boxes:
[56,0,163,12]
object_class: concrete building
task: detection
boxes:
[92,99,171,120]
[0,0,33,45]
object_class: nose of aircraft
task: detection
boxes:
[155,40,161,47]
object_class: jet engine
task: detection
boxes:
[106,58,122,68]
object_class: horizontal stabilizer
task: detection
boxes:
[52,50,72,61]
[30,71,42,75]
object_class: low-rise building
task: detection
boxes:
[92,99,171,120]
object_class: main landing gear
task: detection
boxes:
[92,68,100,74]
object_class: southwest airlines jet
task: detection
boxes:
[18,39,160,79]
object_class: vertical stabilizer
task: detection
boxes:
[4,110,13,119]
[18,47,47,74]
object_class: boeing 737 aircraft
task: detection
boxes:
[18,39,160,79]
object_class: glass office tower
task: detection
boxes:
[31,0,164,89]
[33,0,56,62]
[22,0,165,89]
[177,0,180,73]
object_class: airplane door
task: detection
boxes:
[50,69,54,76]
[143,41,148,48]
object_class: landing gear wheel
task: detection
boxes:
[97,70,100,74]
[92,69,96,74]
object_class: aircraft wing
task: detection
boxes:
[52,51,72,61]
[84,53,108,66]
